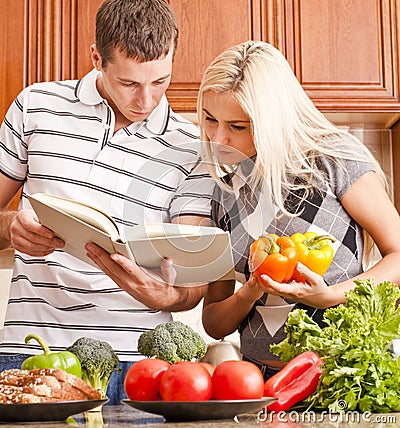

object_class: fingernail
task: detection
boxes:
[110,254,120,262]
[297,262,305,271]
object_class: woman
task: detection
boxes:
[199,41,400,379]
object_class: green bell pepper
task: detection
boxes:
[21,334,82,378]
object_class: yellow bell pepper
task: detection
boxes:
[291,231,335,281]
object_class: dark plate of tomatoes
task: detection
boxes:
[121,397,275,422]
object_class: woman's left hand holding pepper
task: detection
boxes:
[259,262,333,309]
[238,274,265,303]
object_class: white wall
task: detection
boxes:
[173,284,241,345]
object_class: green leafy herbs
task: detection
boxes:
[270,279,400,412]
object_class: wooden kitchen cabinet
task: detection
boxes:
[0,0,24,122]
[283,0,400,113]
[75,0,279,111]
[1,0,399,209]
[172,0,400,113]
[166,0,278,111]
[1,0,399,117]
[173,0,400,113]
[170,0,400,113]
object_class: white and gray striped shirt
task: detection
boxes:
[0,69,214,360]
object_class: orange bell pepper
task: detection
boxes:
[291,231,335,281]
[249,234,298,283]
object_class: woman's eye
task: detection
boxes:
[205,116,217,124]
[231,125,246,131]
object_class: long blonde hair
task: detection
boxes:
[197,40,388,262]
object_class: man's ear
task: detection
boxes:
[90,44,102,70]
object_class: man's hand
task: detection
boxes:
[8,209,65,256]
[85,242,207,312]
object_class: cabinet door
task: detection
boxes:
[0,0,24,120]
[284,0,400,111]
[168,0,275,111]
[25,0,103,84]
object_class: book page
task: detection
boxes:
[126,224,235,284]
[28,193,121,241]
[28,194,131,269]
[127,223,225,240]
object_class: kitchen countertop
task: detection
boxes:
[0,404,399,427]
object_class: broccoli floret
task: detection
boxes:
[138,326,178,364]
[137,320,207,364]
[67,337,121,398]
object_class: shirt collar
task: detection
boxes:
[143,95,170,135]
[75,69,170,136]
[75,69,103,105]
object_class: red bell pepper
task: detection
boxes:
[263,351,323,412]
[249,234,298,283]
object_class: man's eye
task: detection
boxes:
[121,82,134,87]
[154,80,167,86]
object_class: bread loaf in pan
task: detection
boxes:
[0,368,102,404]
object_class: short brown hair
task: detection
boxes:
[96,0,178,66]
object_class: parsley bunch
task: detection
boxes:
[270,279,400,412]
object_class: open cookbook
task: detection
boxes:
[27,193,235,285]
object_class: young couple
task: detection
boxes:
[1,0,399,403]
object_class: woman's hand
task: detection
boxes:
[202,275,262,340]
[258,262,331,309]
[237,274,265,303]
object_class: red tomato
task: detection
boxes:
[211,360,264,400]
[199,362,215,376]
[124,358,170,401]
[159,361,212,401]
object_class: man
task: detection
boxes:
[0,0,213,403]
